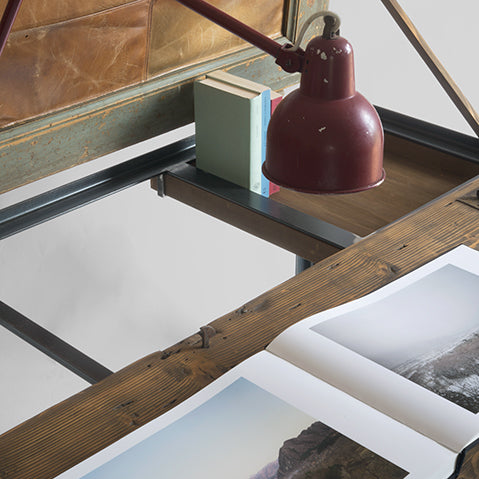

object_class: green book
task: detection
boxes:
[207,71,272,197]
[194,76,263,194]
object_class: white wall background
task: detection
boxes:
[0,0,478,435]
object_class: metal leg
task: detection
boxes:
[0,301,113,384]
[295,256,313,274]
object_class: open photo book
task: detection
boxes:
[56,245,479,479]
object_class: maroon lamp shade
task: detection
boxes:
[174,1,385,194]
[263,35,385,194]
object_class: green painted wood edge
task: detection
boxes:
[0,0,328,194]
[285,0,329,45]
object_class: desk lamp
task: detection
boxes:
[175,0,385,193]
[0,0,385,193]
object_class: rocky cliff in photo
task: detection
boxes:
[395,331,479,413]
[251,421,407,479]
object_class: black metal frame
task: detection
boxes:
[0,301,112,384]
[378,106,479,163]
[1,108,478,385]
[2,107,477,242]
[164,163,359,250]
[0,137,195,384]
[0,136,196,241]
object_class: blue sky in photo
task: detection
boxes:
[81,377,314,479]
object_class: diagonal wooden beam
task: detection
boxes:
[380,0,479,137]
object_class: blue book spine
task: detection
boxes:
[260,88,271,197]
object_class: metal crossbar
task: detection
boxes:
[0,108,477,383]
[0,301,112,384]
[0,136,196,241]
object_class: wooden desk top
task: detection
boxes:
[1,176,479,478]
[271,135,479,238]
[162,133,479,263]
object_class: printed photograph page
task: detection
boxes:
[55,352,455,479]
[268,245,479,452]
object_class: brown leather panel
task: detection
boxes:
[0,1,149,128]
[148,0,283,78]
[0,0,142,31]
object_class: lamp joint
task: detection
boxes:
[276,45,304,73]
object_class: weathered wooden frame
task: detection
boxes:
[0,0,328,195]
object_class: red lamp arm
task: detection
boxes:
[0,0,23,57]
[175,0,304,73]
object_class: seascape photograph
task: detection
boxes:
[312,264,479,413]
[78,377,406,478]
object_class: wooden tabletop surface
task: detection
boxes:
[1,175,479,479]
[162,133,479,263]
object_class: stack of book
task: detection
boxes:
[194,70,282,197]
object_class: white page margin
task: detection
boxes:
[268,245,479,451]
[55,352,456,479]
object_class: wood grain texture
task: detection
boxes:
[379,0,479,137]
[0,0,288,130]
[272,134,479,237]
[0,1,150,128]
[148,0,284,77]
[1,175,479,478]
[0,0,140,31]
[160,136,479,262]
[458,442,479,479]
